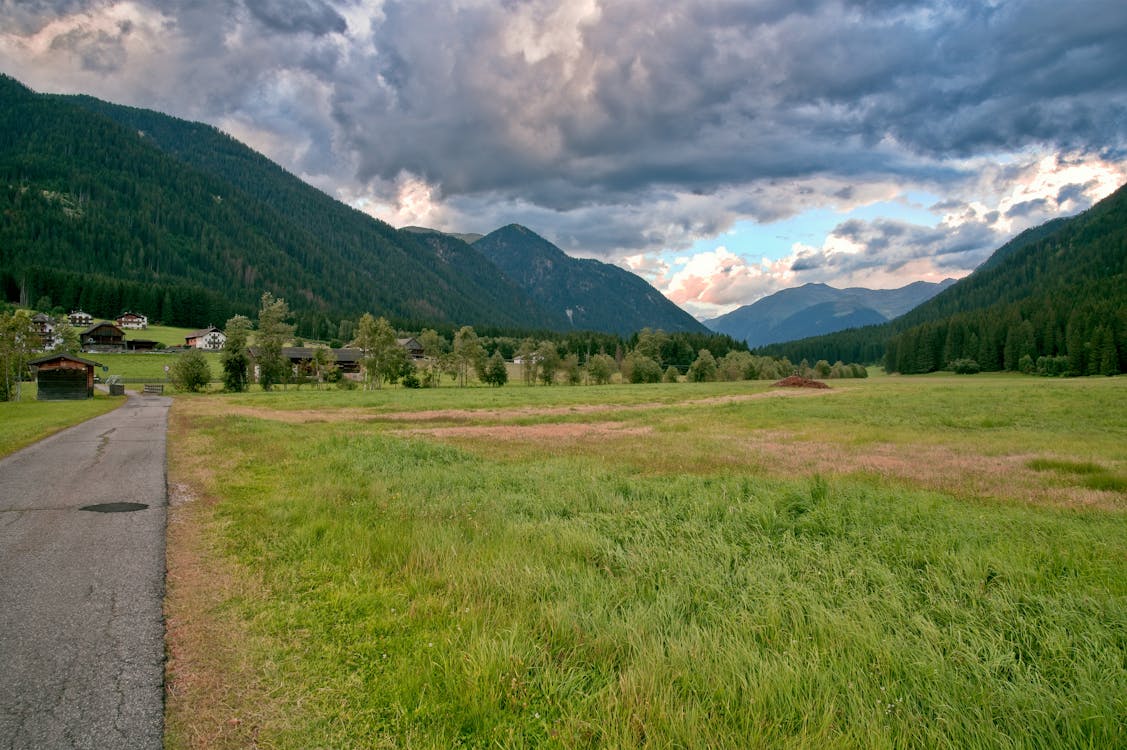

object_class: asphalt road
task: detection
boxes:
[0,393,169,750]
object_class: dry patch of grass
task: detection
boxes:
[398,421,653,441]
[164,407,282,748]
[399,411,1123,511]
[210,387,830,425]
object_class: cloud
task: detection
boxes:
[1,0,1126,315]
[244,0,347,36]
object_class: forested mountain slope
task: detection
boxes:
[0,75,559,334]
[473,224,707,337]
[764,183,1127,375]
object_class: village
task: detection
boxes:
[23,309,425,400]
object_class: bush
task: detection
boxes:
[949,358,981,375]
[623,353,662,383]
[663,365,680,383]
[1036,355,1071,377]
[169,349,212,392]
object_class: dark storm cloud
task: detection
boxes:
[314,0,1127,219]
[245,0,347,36]
[2,0,1125,260]
[1006,198,1051,219]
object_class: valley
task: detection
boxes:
[163,374,1126,748]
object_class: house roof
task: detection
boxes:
[117,311,147,319]
[31,313,53,323]
[185,326,223,339]
[81,321,125,335]
[29,353,102,368]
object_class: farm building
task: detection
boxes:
[250,347,364,376]
[81,322,126,352]
[185,326,226,350]
[126,339,160,352]
[29,353,102,400]
[397,337,425,359]
[30,313,58,350]
[115,311,149,329]
[68,310,93,327]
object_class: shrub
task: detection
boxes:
[169,349,211,392]
[949,358,981,375]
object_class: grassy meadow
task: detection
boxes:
[95,350,220,383]
[0,392,121,457]
[165,374,1126,748]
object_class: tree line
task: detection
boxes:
[764,182,1127,376]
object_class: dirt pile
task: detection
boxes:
[772,375,831,389]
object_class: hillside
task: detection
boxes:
[705,280,953,347]
[473,224,708,336]
[763,183,1127,376]
[0,75,561,335]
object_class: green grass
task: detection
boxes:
[0,392,121,457]
[94,351,220,382]
[167,374,1127,748]
[131,323,196,346]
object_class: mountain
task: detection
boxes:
[398,228,564,329]
[705,279,954,347]
[472,224,708,336]
[401,226,485,245]
[762,183,1127,376]
[1,74,708,338]
[1,74,572,335]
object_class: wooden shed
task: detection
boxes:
[81,322,126,352]
[29,353,102,400]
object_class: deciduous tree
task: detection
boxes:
[169,348,211,392]
[482,350,508,387]
[452,326,485,387]
[354,313,405,389]
[221,314,252,392]
[256,293,294,391]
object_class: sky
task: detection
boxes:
[3,0,1127,320]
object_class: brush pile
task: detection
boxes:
[771,376,831,389]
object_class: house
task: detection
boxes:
[68,310,93,327]
[30,313,59,350]
[29,353,102,400]
[115,311,149,330]
[185,326,226,350]
[397,337,425,359]
[81,322,126,352]
[249,347,364,377]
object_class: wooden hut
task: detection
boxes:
[29,353,102,400]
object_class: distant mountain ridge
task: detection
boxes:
[761,183,1127,376]
[705,279,955,347]
[471,224,708,337]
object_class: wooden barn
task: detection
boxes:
[29,353,102,400]
[397,337,425,359]
[81,322,126,352]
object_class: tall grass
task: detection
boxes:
[0,393,120,457]
[167,375,1127,748]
